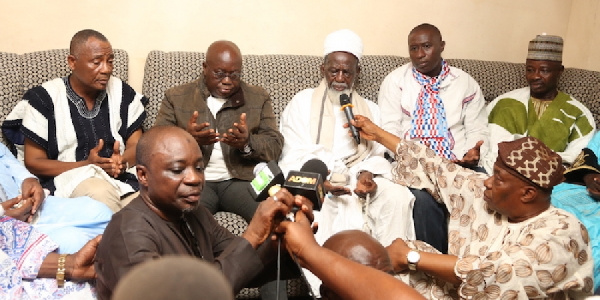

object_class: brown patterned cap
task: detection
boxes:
[527,34,563,62]
[497,137,564,189]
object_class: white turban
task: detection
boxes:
[323,29,363,59]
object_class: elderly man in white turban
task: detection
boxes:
[278,29,416,297]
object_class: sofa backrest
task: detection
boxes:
[0,49,129,145]
[142,50,600,130]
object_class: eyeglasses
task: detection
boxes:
[211,71,242,81]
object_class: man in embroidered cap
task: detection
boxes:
[348,115,594,298]
[486,34,596,173]
[278,29,416,297]
[378,23,490,255]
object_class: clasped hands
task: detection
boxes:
[86,139,127,178]
[2,177,45,222]
[186,111,250,150]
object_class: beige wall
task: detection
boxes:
[2,0,598,92]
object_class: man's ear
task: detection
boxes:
[440,40,446,53]
[137,165,149,187]
[67,55,76,71]
[521,185,537,204]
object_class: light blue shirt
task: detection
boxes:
[0,143,36,199]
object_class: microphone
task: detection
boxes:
[284,159,326,211]
[250,160,326,211]
[249,161,285,202]
[340,94,360,144]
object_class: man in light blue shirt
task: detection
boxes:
[0,142,111,253]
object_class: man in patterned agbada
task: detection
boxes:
[350,114,594,299]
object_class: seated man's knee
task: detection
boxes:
[71,178,121,212]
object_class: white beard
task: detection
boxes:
[327,87,353,104]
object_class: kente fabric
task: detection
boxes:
[409,60,456,160]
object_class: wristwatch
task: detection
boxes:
[407,250,421,271]
[241,143,253,155]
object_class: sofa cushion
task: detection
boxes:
[142,51,205,130]
[0,52,23,147]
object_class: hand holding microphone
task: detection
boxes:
[340,94,360,144]
[250,159,327,211]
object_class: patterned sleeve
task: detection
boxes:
[454,211,594,298]
[392,138,486,211]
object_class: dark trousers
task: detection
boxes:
[410,188,449,254]
[201,179,259,222]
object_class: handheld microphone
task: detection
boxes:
[249,161,285,202]
[340,94,360,144]
[250,160,326,211]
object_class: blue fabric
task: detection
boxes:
[34,196,112,253]
[551,183,600,290]
[551,131,600,290]
[0,141,112,254]
[0,143,32,198]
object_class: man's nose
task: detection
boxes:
[185,169,203,184]
[221,76,233,84]
[100,61,112,74]
[483,176,492,189]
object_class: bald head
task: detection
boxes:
[205,40,242,66]
[135,126,204,220]
[136,126,195,167]
[112,257,234,300]
[323,230,392,272]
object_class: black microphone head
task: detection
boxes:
[339,93,350,105]
[300,159,328,180]
[284,170,325,211]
